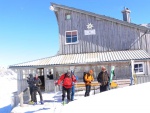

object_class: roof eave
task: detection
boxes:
[51,2,150,31]
[9,58,150,68]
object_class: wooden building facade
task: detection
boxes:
[51,3,150,54]
[9,3,150,93]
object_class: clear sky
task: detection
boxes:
[0,0,150,67]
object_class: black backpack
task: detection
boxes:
[83,72,88,83]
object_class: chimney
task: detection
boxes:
[122,7,131,23]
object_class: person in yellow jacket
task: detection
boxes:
[84,70,94,97]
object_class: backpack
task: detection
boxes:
[83,72,89,83]
[63,73,73,86]
[27,77,35,87]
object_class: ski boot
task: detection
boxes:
[40,101,44,105]
[62,101,66,105]
[33,102,37,105]
[28,101,34,105]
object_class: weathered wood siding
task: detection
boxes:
[130,32,150,53]
[54,63,131,81]
[16,61,150,92]
[55,8,150,54]
[54,61,150,81]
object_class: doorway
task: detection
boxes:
[37,68,45,90]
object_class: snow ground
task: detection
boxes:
[0,68,17,113]
[1,68,150,113]
[11,89,94,113]
[11,82,150,113]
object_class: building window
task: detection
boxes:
[65,30,78,44]
[37,68,44,76]
[65,13,71,20]
[134,62,144,74]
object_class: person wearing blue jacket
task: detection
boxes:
[71,71,78,101]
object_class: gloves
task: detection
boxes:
[55,81,58,86]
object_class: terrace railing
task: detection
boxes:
[18,87,30,107]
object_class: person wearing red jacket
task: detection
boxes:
[56,70,76,104]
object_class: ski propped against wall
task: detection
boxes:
[110,66,115,84]
[109,66,117,89]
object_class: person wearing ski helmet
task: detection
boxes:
[55,70,76,104]
[84,70,94,97]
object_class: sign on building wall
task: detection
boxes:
[84,23,96,35]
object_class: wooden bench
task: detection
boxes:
[75,82,100,94]
[74,79,130,94]
[75,81,118,93]
[75,82,100,87]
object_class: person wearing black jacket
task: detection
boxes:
[97,66,110,92]
[32,74,44,105]
[27,74,35,104]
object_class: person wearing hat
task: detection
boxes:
[32,74,44,105]
[84,70,94,97]
[55,70,76,104]
[27,74,34,104]
[97,66,110,92]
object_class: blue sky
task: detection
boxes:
[0,0,150,67]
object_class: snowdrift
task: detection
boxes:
[61,82,150,113]
[0,67,17,113]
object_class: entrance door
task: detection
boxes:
[37,68,45,90]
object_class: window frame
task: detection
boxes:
[134,62,144,74]
[65,30,78,44]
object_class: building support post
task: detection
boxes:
[130,60,134,85]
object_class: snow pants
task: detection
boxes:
[71,85,75,101]
[85,85,91,97]
[100,85,108,92]
[62,86,71,102]
[33,87,43,102]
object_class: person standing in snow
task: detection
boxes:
[84,70,94,97]
[97,66,110,92]
[32,74,44,105]
[70,71,78,101]
[55,70,76,104]
[27,74,35,104]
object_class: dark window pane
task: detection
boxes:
[134,64,138,68]
[139,68,143,72]
[139,64,143,68]
[134,69,138,73]
[66,35,71,37]
[66,38,71,43]
[72,37,77,42]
